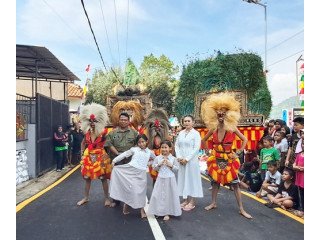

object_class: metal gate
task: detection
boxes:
[36,94,69,176]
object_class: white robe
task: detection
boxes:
[175,128,203,199]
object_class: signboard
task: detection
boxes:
[293,108,304,119]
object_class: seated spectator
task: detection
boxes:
[265,168,299,210]
[256,161,281,198]
[239,161,262,193]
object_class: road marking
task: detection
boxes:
[144,196,166,240]
[16,165,81,212]
[201,175,304,224]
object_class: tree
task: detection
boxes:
[174,51,272,118]
[85,68,123,106]
[139,54,179,113]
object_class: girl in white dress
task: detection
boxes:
[148,140,182,221]
[175,115,203,211]
[110,134,156,218]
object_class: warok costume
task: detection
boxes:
[144,109,171,181]
[80,103,111,180]
[201,92,241,185]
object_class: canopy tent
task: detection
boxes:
[16,44,80,101]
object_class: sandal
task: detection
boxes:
[183,203,195,211]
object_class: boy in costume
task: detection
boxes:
[77,103,112,207]
[201,92,252,219]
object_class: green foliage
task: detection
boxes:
[150,84,174,115]
[123,58,140,86]
[174,51,271,118]
[139,54,179,113]
[85,68,123,106]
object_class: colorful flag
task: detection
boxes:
[85,64,91,72]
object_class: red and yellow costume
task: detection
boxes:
[206,130,240,185]
[81,128,112,180]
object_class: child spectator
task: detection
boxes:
[285,117,304,168]
[273,131,289,173]
[265,168,299,210]
[110,134,156,218]
[148,140,182,221]
[293,138,304,212]
[239,161,262,193]
[258,135,280,181]
[256,161,281,198]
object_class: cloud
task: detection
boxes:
[268,73,297,105]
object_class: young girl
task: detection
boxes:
[293,138,304,212]
[266,168,299,210]
[110,134,156,218]
[148,140,182,221]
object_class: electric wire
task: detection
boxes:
[267,50,304,68]
[80,0,108,72]
[99,0,116,65]
[125,0,130,62]
[42,0,98,54]
[113,0,121,68]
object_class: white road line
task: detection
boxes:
[144,196,166,240]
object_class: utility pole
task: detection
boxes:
[242,0,268,73]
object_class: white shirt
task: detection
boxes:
[112,147,156,170]
[152,154,179,178]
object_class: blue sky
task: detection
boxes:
[16,0,304,105]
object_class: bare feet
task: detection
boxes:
[180,201,188,208]
[109,202,116,208]
[255,192,262,198]
[239,209,253,219]
[141,208,147,218]
[104,198,112,207]
[77,198,89,206]
[123,204,130,215]
[163,215,170,221]
[204,203,217,211]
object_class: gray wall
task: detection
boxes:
[16,124,36,180]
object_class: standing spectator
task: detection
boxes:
[273,131,288,173]
[71,122,84,165]
[256,161,281,198]
[258,135,280,181]
[263,119,275,138]
[53,125,68,172]
[104,112,138,207]
[148,140,182,221]
[265,168,299,210]
[65,125,74,167]
[285,117,304,169]
[293,138,304,212]
[175,115,203,211]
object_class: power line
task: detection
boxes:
[42,0,97,54]
[267,50,304,68]
[125,0,130,62]
[80,0,108,72]
[113,0,121,68]
[262,29,304,54]
[99,0,115,65]
[80,0,124,90]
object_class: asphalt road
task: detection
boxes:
[16,170,304,240]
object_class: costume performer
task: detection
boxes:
[144,109,171,183]
[77,103,112,207]
[201,92,252,219]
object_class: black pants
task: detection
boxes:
[56,150,67,170]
